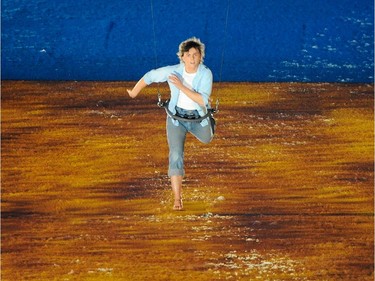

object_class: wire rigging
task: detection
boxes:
[150,0,158,69]
[219,0,230,85]
[150,0,231,113]
[214,0,231,112]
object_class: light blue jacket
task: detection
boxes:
[143,63,213,126]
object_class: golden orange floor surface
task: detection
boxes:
[1,81,374,280]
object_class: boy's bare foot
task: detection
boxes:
[173,198,183,211]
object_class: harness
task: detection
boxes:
[157,93,219,123]
[157,94,218,134]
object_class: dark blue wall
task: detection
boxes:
[2,0,374,82]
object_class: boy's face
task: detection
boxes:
[182,47,201,72]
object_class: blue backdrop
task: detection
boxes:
[2,0,374,82]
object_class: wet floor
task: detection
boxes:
[1,81,374,280]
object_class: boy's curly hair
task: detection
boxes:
[177,37,205,63]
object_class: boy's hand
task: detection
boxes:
[127,89,137,98]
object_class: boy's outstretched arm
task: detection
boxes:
[127,78,147,98]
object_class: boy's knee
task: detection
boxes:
[199,133,214,144]
[201,137,212,144]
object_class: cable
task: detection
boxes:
[150,0,158,69]
[219,0,230,85]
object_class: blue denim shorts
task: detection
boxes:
[175,106,200,119]
[166,107,213,177]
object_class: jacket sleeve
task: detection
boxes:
[142,65,174,85]
[197,67,213,107]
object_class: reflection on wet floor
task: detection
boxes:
[2,81,374,280]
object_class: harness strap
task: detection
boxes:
[157,95,216,123]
